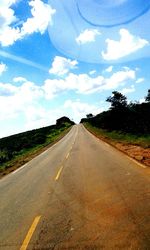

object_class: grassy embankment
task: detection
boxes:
[84,122,150,148]
[0,123,73,177]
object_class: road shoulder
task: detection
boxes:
[83,123,150,169]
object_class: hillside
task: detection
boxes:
[0,116,74,176]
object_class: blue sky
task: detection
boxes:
[0,0,150,138]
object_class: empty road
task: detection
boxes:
[0,125,150,249]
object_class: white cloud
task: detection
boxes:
[43,73,104,97]
[102,29,149,60]
[0,79,68,136]
[139,98,145,104]
[0,66,139,137]
[76,29,101,45]
[13,76,27,82]
[49,56,78,76]
[0,0,19,46]
[89,70,96,75]
[20,0,56,36]
[0,62,7,75]
[44,67,136,97]
[104,68,135,90]
[121,85,135,95]
[105,66,113,73]
[0,80,43,121]
[66,73,104,94]
[0,0,56,46]
[0,68,136,105]
[43,78,66,99]
[64,100,101,123]
[24,106,53,130]
[0,26,21,46]
[0,1,17,29]
[0,82,17,96]
[0,1,17,6]
[136,78,144,84]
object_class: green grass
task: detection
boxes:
[0,124,72,174]
[84,123,150,148]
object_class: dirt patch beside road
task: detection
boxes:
[114,143,150,167]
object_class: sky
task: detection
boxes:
[0,0,150,138]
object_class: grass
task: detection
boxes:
[0,125,72,177]
[84,123,150,148]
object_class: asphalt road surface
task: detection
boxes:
[0,125,150,250]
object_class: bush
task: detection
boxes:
[0,150,12,164]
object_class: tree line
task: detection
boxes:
[81,89,150,135]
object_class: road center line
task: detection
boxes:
[20,216,41,250]
[55,150,71,181]
[66,152,70,159]
[55,165,64,181]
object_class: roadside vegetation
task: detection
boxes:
[0,116,74,176]
[84,123,150,148]
[81,89,150,148]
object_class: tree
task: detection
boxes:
[145,89,150,102]
[56,116,75,126]
[86,113,93,118]
[106,91,127,110]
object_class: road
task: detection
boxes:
[0,124,150,250]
